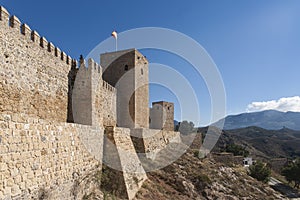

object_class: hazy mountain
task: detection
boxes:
[214,110,300,130]
[174,120,179,127]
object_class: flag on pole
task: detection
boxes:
[111,30,117,39]
[111,30,118,51]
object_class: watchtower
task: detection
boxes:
[101,49,149,128]
[150,101,174,131]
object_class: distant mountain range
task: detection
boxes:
[213,110,300,130]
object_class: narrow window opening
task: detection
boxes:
[125,65,128,71]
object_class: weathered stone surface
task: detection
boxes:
[103,127,147,200]
[72,58,117,127]
[150,101,175,131]
[0,114,103,199]
[0,11,73,122]
[101,49,149,129]
[131,128,181,159]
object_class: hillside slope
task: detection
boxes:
[212,126,300,159]
[79,142,286,199]
[134,148,286,200]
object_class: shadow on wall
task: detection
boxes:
[67,61,79,123]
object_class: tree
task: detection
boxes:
[177,120,195,135]
[225,143,249,157]
[248,160,271,183]
[281,159,300,188]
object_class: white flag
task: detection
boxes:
[111,31,117,39]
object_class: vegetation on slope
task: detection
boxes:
[134,148,285,200]
[281,159,300,188]
[210,126,300,159]
[248,161,271,183]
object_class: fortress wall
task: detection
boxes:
[72,62,93,125]
[149,106,164,130]
[269,158,288,173]
[101,49,149,129]
[72,58,117,127]
[150,102,174,131]
[90,59,103,127]
[0,6,76,122]
[72,59,102,126]
[0,113,103,199]
[101,80,116,127]
[134,51,149,128]
[101,50,136,129]
[210,153,244,166]
[103,127,147,200]
[130,128,181,157]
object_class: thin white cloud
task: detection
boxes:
[247,96,300,112]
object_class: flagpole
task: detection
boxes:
[112,30,118,52]
[116,37,117,51]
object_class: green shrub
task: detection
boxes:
[248,160,271,183]
[281,159,300,188]
[192,172,211,192]
[193,149,199,158]
[225,143,249,157]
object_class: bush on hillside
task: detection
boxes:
[281,159,300,188]
[248,160,271,183]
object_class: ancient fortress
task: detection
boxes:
[0,6,181,200]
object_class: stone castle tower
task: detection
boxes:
[101,49,149,129]
[150,101,174,131]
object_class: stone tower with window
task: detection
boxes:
[101,49,149,128]
[150,101,174,131]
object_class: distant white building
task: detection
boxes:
[243,157,254,167]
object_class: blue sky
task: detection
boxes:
[1,0,300,126]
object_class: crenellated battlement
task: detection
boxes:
[0,5,76,68]
[88,58,102,74]
[85,58,116,92]
[0,6,9,23]
[9,15,21,29]
[0,5,80,123]
[102,80,116,92]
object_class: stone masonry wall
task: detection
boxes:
[211,153,244,166]
[0,113,104,199]
[72,59,101,126]
[269,158,288,173]
[131,128,181,159]
[101,49,149,129]
[72,58,116,127]
[0,6,75,123]
[103,127,147,200]
[101,49,136,128]
[101,80,116,127]
[150,102,174,131]
[134,50,149,129]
